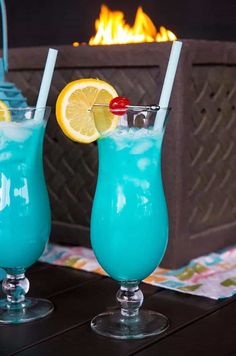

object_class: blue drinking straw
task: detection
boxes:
[34,48,58,120]
[154,41,182,132]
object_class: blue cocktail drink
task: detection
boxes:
[91,106,170,339]
[0,118,50,267]
[0,107,53,324]
[91,128,168,281]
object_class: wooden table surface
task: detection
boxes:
[1,262,236,356]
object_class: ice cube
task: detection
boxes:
[0,135,6,150]
[1,125,32,142]
[130,139,153,154]
[116,185,126,213]
[115,139,131,151]
[124,176,150,189]
[0,174,10,211]
[0,152,11,161]
[137,158,151,170]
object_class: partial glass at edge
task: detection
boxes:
[0,107,53,324]
[90,106,170,339]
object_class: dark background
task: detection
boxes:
[4,0,236,47]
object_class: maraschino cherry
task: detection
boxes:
[109,97,130,115]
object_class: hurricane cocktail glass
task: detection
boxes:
[91,105,170,339]
[0,107,53,324]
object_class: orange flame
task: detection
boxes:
[88,5,177,45]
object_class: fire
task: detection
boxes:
[88,5,177,45]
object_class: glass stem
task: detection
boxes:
[2,268,29,305]
[116,281,143,317]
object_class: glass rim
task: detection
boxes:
[0,106,51,112]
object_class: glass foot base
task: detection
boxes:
[0,297,54,324]
[91,309,169,339]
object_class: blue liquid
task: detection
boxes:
[91,128,168,281]
[0,121,51,268]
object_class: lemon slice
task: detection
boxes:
[56,78,119,143]
[0,100,11,122]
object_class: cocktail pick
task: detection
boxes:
[0,0,28,108]
[93,97,160,115]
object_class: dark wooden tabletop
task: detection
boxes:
[1,262,236,356]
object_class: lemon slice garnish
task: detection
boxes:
[56,78,119,143]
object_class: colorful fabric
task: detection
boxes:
[40,243,236,300]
